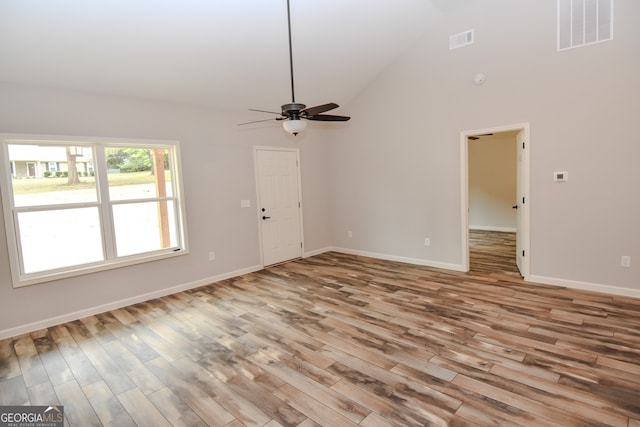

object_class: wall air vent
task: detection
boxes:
[558,0,613,51]
[449,29,474,50]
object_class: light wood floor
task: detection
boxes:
[2,231,640,426]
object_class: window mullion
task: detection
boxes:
[169,144,186,249]
[94,145,117,260]
[14,202,101,214]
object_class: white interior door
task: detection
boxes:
[515,130,525,275]
[255,148,303,266]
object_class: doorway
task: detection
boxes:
[460,123,530,277]
[254,147,304,266]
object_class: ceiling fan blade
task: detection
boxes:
[249,108,282,115]
[306,114,351,122]
[237,117,283,126]
[301,103,339,116]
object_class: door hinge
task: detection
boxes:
[300,242,303,248]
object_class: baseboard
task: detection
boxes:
[469,225,517,233]
[304,246,332,258]
[527,274,640,299]
[0,264,263,340]
[331,246,466,272]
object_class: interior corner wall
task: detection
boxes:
[0,82,332,337]
[469,133,517,231]
[329,0,639,294]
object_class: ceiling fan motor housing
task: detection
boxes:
[281,103,306,117]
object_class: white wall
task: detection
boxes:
[0,82,332,337]
[329,0,640,294]
[469,133,517,231]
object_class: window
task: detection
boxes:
[0,134,188,287]
[558,0,613,51]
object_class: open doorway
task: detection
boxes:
[459,123,530,278]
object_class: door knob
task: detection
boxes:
[262,216,271,220]
[512,205,518,209]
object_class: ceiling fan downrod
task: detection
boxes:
[286,0,296,104]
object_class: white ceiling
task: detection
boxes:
[0,0,441,113]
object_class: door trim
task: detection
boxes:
[459,123,530,278]
[253,146,304,267]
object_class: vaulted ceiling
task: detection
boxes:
[0,0,445,112]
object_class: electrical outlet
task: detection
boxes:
[424,238,431,246]
[347,230,353,238]
[209,251,216,261]
[621,256,631,268]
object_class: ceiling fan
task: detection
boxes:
[239,0,351,136]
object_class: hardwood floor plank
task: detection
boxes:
[451,374,569,427]
[0,336,22,382]
[13,334,49,387]
[26,381,59,406]
[273,383,360,427]
[145,356,236,426]
[489,364,628,426]
[146,387,207,427]
[321,345,463,425]
[171,356,273,427]
[82,381,136,427]
[0,231,638,425]
[49,325,102,387]
[0,375,29,405]
[248,349,370,424]
[76,338,136,395]
[454,402,525,427]
[31,330,75,386]
[114,387,169,426]
[54,379,102,427]
[359,411,398,427]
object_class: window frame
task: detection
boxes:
[557,0,613,51]
[0,134,189,287]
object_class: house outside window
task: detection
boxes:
[0,134,189,287]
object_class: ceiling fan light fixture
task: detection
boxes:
[282,118,307,135]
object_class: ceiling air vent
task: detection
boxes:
[558,0,613,51]
[449,29,474,50]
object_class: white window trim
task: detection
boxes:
[0,133,190,287]
[557,0,614,51]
